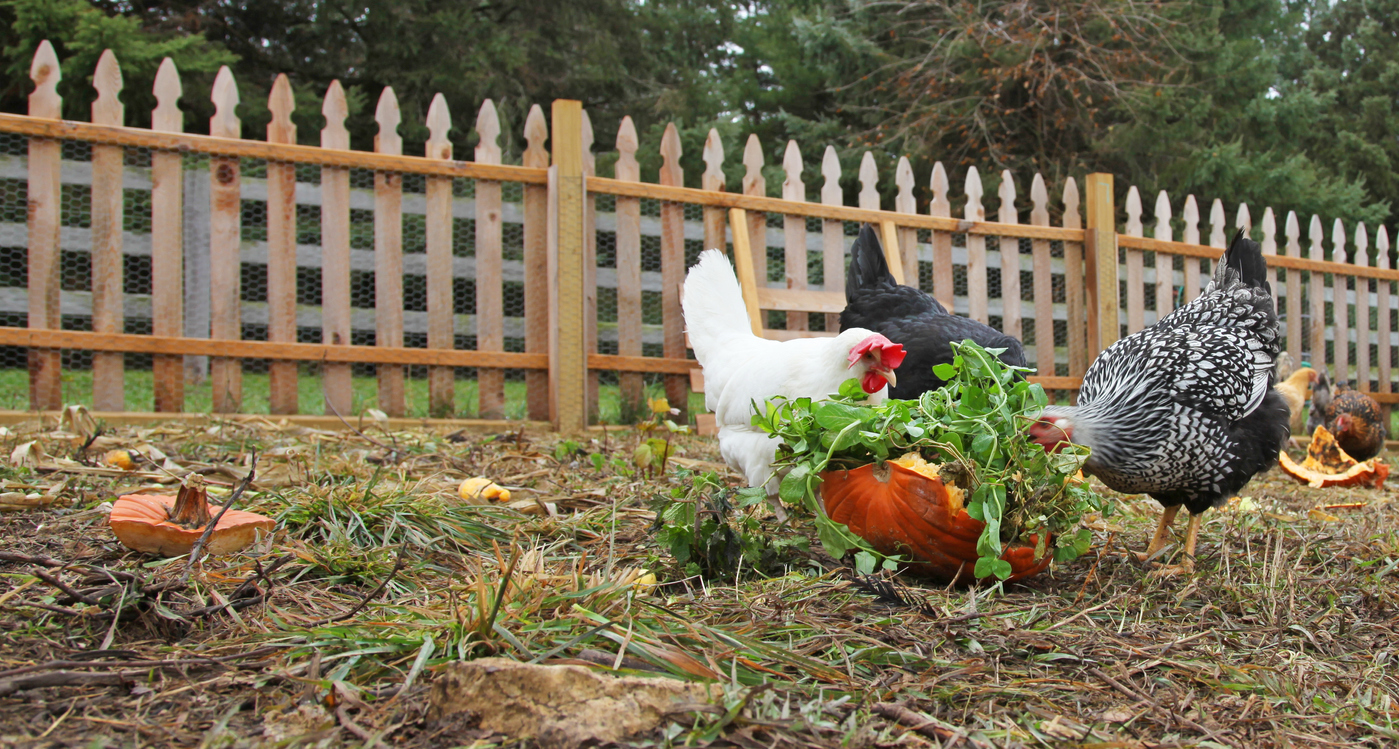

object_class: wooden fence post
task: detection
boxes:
[549,99,586,433]
[964,168,988,324]
[266,74,299,414]
[1123,186,1144,334]
[1332,219,1350,385]
[27,41,62,411]
[374,88,405,416]
[1378,227,1392,422]
[1084,173,1117,355]
[474,100,506,419]
[320,81,352,417]
[820,147,844,331]
[1029,174,1053,377]
[91,50,125,411]
[742,136,768,294]
[523,105,551,421]
[895,158,918,287]
[581,111,599,421]
[1154,191,1175,321]
[425,94,455,417]
[997,171,1021,339]
[659,125,688,419]
[1309,216,1326,368]
[152,58,185,411]
[614,117,644,415]
[1061,179,1086,391]
[209,66,243,413]
[782,141,808,332]
[930,163,954,310]
[1355,222,1370,391]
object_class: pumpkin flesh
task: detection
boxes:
[1279,426,1389,489]
[821,457,1052,584]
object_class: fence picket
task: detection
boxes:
[91,50,125,410]
[1183,196,1201,302]
[742,135,767,290]
[582,111,599,421]
[929,163,953,309]
[209,66,243,412]
[374,87,405,416]
[1063,178,1085,383]
[1236,203,1251,234]
[701,128,726,257]
[1378,227,1392,416]
[820,147,844,331]
[965,167,988,324]
[1333,219,1350,384]
[320,81,352,417]
[659,124,688,415]
[1029,174,1053,376]
[782,141,808,332]
[1356,223,1370,391]
[614,116,643,413]
[474,100,505,419]
[1153,191,1174,321]
[27,41,62,410]
[1285,211,1303,366]
[523,105,551,420]
[998,171,1021,339]
[151,57,184,412]
[896,157,918,289]
[425,93,454,416]
[266,74,298,414]
[1309,215,1326,369]
[1124,185,1144,333]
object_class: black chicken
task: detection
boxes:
[838,224,1027,399]
[1028,230,1290,576]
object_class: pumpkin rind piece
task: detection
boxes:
[110,494,274,557]
[1277,426,1389,489]
[821,459,1052,584]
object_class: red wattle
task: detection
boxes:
[861,371,886,394]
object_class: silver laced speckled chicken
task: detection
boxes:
[1028,230,1290,575]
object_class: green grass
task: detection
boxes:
[0,367,707,423]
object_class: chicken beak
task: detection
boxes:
[876,365,897,389]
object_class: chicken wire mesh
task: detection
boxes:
[5,126,1399,421]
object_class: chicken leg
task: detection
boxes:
[1134,504,1181,563]
[1149,512,1203,578]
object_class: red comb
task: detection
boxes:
[847,334,906,368]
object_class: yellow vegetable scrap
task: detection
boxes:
[104,450,136,471]
[459,476,511,503]
[891,452,964,514]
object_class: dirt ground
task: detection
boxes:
[0,413,1396,748]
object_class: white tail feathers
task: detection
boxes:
[682,249,757,364]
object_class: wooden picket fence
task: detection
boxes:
[3,40,1398,431]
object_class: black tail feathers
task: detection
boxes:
[1219,228,1271,292]
[846,223,894,300]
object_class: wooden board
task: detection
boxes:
[425,94,455,417]
[523,105,551,421]
[320,81,352,417]
[90,51,126,411]
[659,124,688,419]
[475,100,506,419]
[374,88,406,416]
[614,117,645,415]
[151,58,184,413]
[208,66,243,413]
[265,75,299,414]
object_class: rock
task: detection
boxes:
[428,658,717,748]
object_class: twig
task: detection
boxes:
[183,452,259,578]
[182,553,297,619]
[0,670,140,697]
[0,646,284,680]
[303,543,410,627]
[31,569,101,606]
[336,705,388,748]
[1088,667,1229,742]
[872,702,990,748]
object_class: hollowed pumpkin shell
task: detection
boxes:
[1279,426,1390,489]
[821,456,1052,584]
[110,493,275,557]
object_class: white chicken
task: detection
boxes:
[683,249,905,493]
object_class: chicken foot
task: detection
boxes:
[1134,504,1181,563]
[1149,512,1203,578]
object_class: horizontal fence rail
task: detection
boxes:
[4,40,1398,429]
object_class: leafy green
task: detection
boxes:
[755,340,1110,580]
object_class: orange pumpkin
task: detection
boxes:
[110,477,274,557]
[1279,426,1389,489]
[821,454,1052,584]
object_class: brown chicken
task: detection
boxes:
[1275,367,1316,437]
[1308,372,1386,461]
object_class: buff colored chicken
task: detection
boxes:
[1275,367,1317,440]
